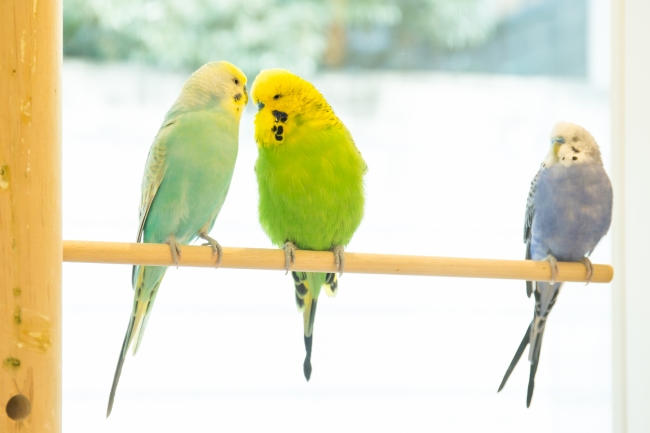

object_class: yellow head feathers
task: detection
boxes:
[251,69,324,115]
[177,61,248,116]
[251,69,339,147]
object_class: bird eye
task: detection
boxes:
[233,78,240,85]
[273,94,282,100]
[572,136,578,142]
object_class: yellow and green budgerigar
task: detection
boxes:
[107,61,248,416]
[251,69,367,380]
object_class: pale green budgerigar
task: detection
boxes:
[106,61,248,416]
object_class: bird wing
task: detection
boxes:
[342,124,368,174]
[524,165,543,244]
[130,121,175,289]
[135,120,175,243]
[524,165,543,297]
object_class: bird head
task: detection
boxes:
[250,69,335,148]
[176,61,248,118]
[544,122,602,168]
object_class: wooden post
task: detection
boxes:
[0,1,62,432]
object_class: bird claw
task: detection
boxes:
[200,233,222,268]
[166,236,182,268]
[579,257,593,285]
[545,254,559,284]
[331,245,345,276]
[283,241,297,275]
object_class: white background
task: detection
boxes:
[62,60,612,432]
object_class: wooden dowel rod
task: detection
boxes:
[63,240,613,283]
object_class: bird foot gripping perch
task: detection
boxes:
[200,232,223,268]
[579,257,594,284]
[544,254,559,284]
[165,236,182,268]
[283,241,297,274]
[282,243,346,276]
[331,245,345,276]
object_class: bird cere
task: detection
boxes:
[104,62,613,413]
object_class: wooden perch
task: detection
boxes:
[63,240,613,283]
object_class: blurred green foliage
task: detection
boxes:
[63,0,494,74]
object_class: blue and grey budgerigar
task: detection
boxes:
[497,122,613,407]
[106,61,248,417]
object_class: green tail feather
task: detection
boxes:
[324,272,338,297]
[107,314,135,418]
[292,271,336,380]
[107,269,163,417]
[303,301,317,381]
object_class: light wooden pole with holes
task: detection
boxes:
[0,0,62,431]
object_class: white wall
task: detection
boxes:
[611,0,650,431]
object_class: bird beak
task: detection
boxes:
[256,101,265,111]
[551,136,565,156]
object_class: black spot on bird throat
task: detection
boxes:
[272,113,286,142]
